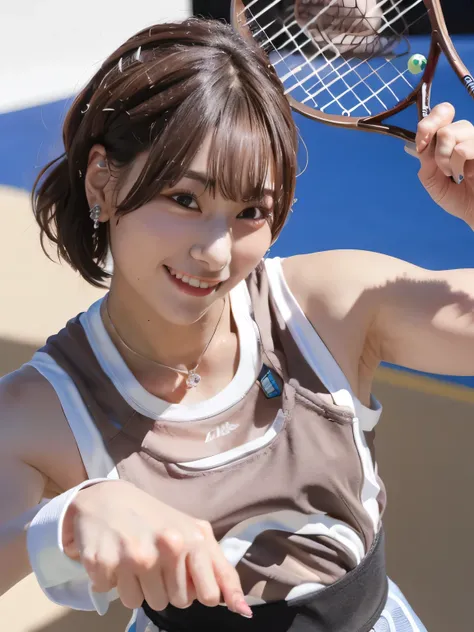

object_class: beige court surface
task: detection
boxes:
[1,185,474,631]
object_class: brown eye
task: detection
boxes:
[238,207,270,221]
[171,193,199,209]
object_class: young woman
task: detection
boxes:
[1,17,474,632]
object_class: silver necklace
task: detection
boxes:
[105,296,227,389]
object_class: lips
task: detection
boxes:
[165,266,222,289]
[163,266,222,297]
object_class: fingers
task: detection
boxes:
[139,563,168,611]
[188,519,252,618]
[159,530,194,609]
[128,542,168,612]
[74,490,248,617]
[117,572,144,610]
[83,531,200,612]
[211,546,253,618]
[416,102,456,153]
[434,120,474,179]
[116,540,158,609]
[413,103,474,184]
[86,545,119,593]
[450,139,474,184]
[186,547,221,607]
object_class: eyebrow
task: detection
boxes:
[183,170,210,186]
[183,170,275,200]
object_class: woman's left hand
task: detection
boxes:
[406,102,474,227]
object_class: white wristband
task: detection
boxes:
[27,478,119,613]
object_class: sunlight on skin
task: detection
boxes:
[85,133,275,397]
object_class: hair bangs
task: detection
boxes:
[115,77,294,239]
[206,92,275,207]
[114,79,216,214]
[205,85,296,238]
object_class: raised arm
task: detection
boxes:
[283,105,474,389]
[285,249,474,382]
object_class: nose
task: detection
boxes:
[189,223,232,272]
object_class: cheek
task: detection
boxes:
[109,216,155,272]
[109,208,188,267]
[232,225,272,275]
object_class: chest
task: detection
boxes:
[106,378,370,541]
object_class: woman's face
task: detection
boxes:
[107,134,274,325]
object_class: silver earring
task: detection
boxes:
[89,204,101,230]
[89,204,101,246]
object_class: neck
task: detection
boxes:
[102,279,233,383]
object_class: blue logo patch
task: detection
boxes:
[258,364,282,399]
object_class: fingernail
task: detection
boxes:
[457,174,464,184]
[234,598,253,618]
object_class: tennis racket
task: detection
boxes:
[231,0,474,146]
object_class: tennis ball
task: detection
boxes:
[407,54,427,75]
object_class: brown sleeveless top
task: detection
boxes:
[27,258,386,605]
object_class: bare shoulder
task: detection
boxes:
[0,365,88,493]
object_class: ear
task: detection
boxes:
[84,144,115,222]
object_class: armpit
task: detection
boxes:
[0,365,88,492]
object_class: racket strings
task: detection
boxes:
[237,0,429,116]
[254,0,410,86]
[284,2,412,113]
[251,0,411,114]
[243,0,412,55]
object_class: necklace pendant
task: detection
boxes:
[186,370,201,389]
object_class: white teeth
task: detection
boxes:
[167,267,215,290]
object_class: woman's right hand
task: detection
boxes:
[62,480,252,617]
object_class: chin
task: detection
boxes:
[150,292,223,326]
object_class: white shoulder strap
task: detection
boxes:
[27,351,117,479]
[264,257,382,431]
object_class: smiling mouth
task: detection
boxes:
[163,266,223,295]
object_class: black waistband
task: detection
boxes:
[142,529,388,632]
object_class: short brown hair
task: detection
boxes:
[33,18,298,287]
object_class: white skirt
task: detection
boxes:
[373,579,427,632]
